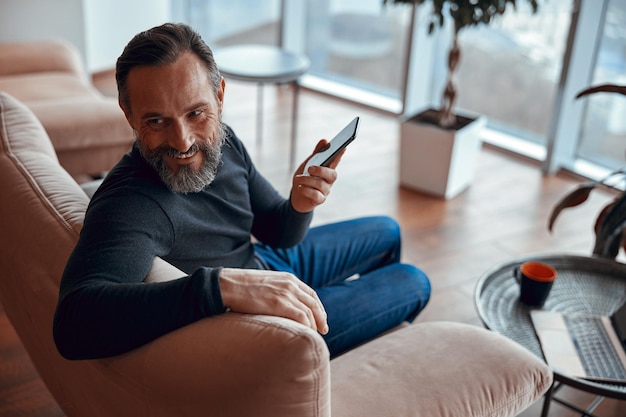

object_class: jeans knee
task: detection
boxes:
[397,264,431,310]
[372,215,401,241]
[368,216,402,259]
[409,264,431,291]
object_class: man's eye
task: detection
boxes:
[147,118,164,126]
[189,110,202,118]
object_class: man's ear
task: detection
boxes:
[218,77,226,111]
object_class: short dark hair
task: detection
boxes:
[116,23,221,111]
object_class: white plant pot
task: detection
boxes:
[399,108,486,199]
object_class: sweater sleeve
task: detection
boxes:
[226,129,313,247]
[53,193,227,360]
[250,188,313,248]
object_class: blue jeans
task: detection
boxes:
[254,216,431,357]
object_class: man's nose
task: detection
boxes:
[167,120,194,152]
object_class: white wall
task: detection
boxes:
[0,0,171,73]
[0,0,86,57]
[83,0,171,72]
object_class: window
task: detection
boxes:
[438,0,573,147]
[577,0,626,171]
[175,0,282,47]
[296,0,414,113]
[176,0,625,181]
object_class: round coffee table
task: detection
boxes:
[475,254,626,417]
[213,45,310,170]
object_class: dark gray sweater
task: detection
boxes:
[53,126,312,360]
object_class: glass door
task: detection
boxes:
[175,0,282,47]
[295,0,414,113]
[431,0,573,151]
[576,0,626,171]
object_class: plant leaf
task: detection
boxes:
[594,223,625,259]
[594,199,618,234]
[593,192,626,258]
[547,182,597,232]
[576,84,626,99]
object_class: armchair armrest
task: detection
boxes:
[101,313,330,417]
[94,257,331,417]
[0,39,86,79]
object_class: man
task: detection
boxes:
[53,23,430,360]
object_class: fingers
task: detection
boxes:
[286,295,321,334]
[290,178,331,213]
[293,280,329,334]
[324,147,346,170]
[273,276,329,334]
[219,268,328,334]
[312,139,330,154]
[294,140,330,176]
[303,139,343,176]
[291,161,338,213]
[297,174,333,200]
[302,165,338,184]
[275,279,320,331]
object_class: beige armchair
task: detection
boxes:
[0,92,552,417]
[0,39,133,179]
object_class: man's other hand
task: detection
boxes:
[219,268,329,334]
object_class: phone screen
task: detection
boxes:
[303,116,359,175]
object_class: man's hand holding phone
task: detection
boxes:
[302,116,359,176]
[291,117,359,213]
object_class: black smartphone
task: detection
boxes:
[303,116,359,175]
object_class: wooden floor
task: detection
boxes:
[1,76,625,416]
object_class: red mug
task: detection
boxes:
[514,261,557,307]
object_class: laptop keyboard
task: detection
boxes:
[564,314,626,380]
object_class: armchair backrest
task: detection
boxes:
[0,91,141,414]
[0,92,332,417]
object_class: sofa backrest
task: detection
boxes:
[0,39,85,79]
[0,40,135,179]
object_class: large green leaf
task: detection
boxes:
[593,193,626,258]
[547,182,597,232]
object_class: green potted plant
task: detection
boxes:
[548,84,626,260]
[385,0,539,198]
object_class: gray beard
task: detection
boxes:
[138,123,226,194]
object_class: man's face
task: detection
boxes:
[120,51,226,193]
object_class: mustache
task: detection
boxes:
[135,122,228,193]
[149,142,205,159]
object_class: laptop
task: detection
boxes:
[530,303,626,384]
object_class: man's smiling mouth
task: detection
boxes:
[173,149,197,159]
[165,143,200,160]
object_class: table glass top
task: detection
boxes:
[213,45,310,82]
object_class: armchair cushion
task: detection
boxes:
[331,321,552,417]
